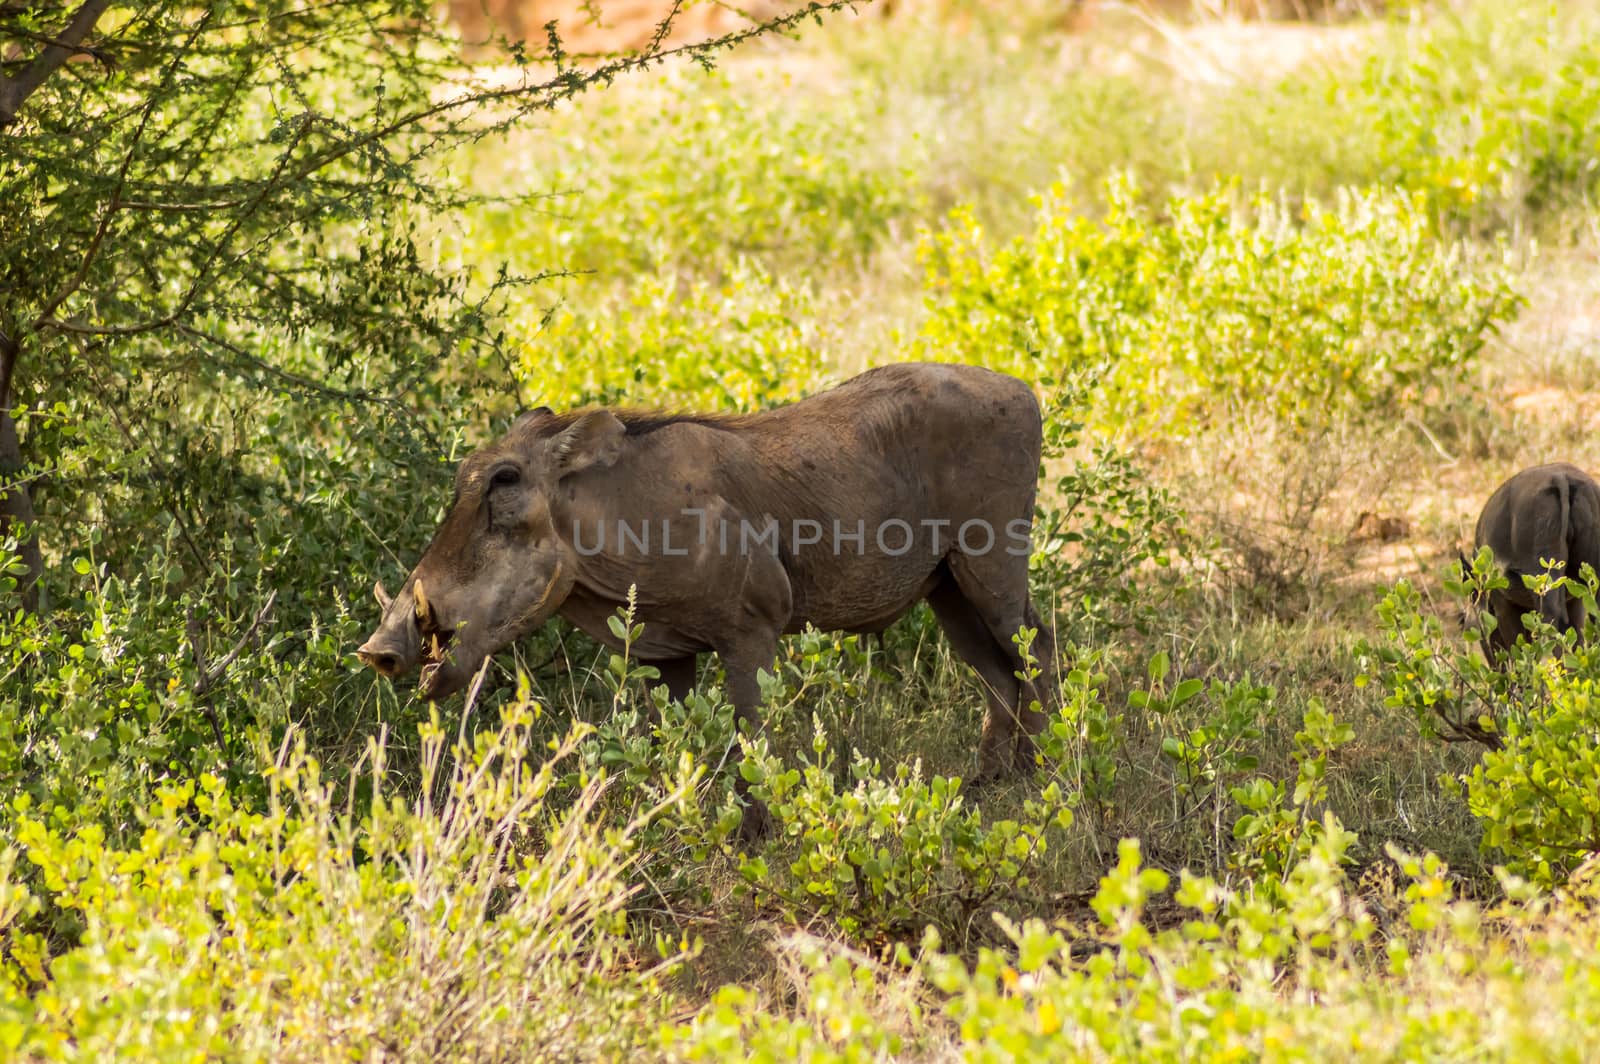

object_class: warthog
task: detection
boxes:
[1470,462,1600,660]
[357,362,1056,835]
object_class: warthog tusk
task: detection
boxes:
[413,577,430,624]
[374,580,393,612]
[492,561,566,643]
[533,561,563,614]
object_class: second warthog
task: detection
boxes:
[356,362,1056,835]
[1471,462,1600,660]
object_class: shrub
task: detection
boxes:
[1033,646,1122,823]
[1130,651,1355,887]
[0,541,345,848]
[1366,553,1600,885]
[1032,387,1194,638]
[0,704,686,1061]
[1352,1,1600,223]
[685,832,1600,1061]
[673,831,1428,1062]
[919,177,1521,436]
[574,602,749,893]
[457,66,923,285]
[737,716,1074,944]
[509,263,833,413]
[1137,653,1269,827]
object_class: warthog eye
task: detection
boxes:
[489,465,521,489]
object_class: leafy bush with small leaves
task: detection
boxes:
[1351,1,1600,223]
[1032,388,1194,638]
[575,601,749,887]
[680,830,1504,1062]
[0,542,362,854]
[1140,656,1268,812]
[1033,645,1122,821]
[1228,701,1358,891]
[511,263,833,414]
[1366,553,1600,884]
[458,65,923,286]
[919,177,1521,435]
[738,716,1074,945]
[0,705,688,1061]
[1129,652,1354,888]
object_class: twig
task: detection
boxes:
[1406,412,1459,465]
[0,0,114,126]
[187,590,279,751]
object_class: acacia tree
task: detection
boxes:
[0,0,847,609]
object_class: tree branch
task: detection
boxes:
[31,2,856,340]
[6,25,114,66]
[188,589,279,753]
[189,590,279,698]
[30,11,211,326]
[0,321,16,409]
[0,0,114,127]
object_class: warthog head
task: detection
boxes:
[356,408,625,698]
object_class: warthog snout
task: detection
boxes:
[357,577,462,696]
[356,640,407,677]
[357,579,425,679]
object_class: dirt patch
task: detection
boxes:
[448,0,808,55]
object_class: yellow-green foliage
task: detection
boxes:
[1352,1,1600,220]
[673,839,1600,1062]
[0,708,687,1061]
[919,178,1520,434]
[1369,558,1600,887]
[737,717,1073,943]
[458,67,922,284]
[512,264,832,412]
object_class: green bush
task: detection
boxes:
[738,716,1074,944]
[919,177,1521,435]
[457,66,923,286]
[1352,1,1600,223]
[675,830,1426,1062]
[1139,655,1268,816]
[0,541,354,848]
[1032,388,1194,639]
[573,603,750,891]
[0,707,684,1061]
[1033,646,1122,822]
[509,263,833,413]
[1367,554,1600,885]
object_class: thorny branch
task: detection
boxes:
[0,0,113,126]
[187,589,279,750]
[29,1,858,341]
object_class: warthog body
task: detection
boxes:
[357,363,1055,833]
[1472,462,1600,659]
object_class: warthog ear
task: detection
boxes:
[512,407,554,435]
[551,410,625,479]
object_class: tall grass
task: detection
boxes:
[0,704,690,1061]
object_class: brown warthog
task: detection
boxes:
[357,362,1055,834]
[1471,462,1600,660]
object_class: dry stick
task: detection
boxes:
[187,589,279,752]
[1406,412,1460,465]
